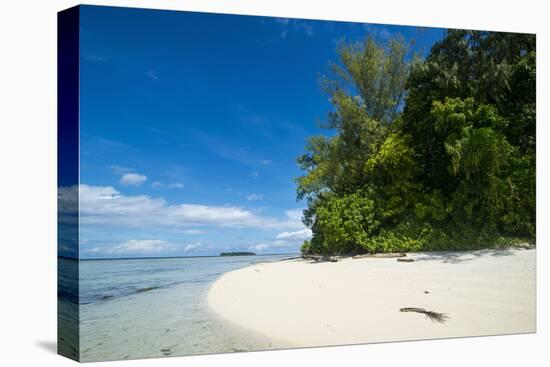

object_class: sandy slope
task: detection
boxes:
[208,248,535,347]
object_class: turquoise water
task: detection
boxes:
[58,254,293,362]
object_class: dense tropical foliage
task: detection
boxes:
[298,30,535,256]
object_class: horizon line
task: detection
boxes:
[58,252,300,261]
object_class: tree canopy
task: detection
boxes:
[298,30,535,256]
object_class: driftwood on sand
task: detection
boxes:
[302,255,338,262]
[353,253,406,259]
[397,258,415,262]
[400,307,449,323]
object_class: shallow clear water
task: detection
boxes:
[58,254,293,362]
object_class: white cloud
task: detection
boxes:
[246,211,309,253]
[57,185,78,221]
[248,243,269,252]
[108,165,133,175]
[87,240,174,255]
[250,171,259,179]
[146,70,159,80]
[247,238,301,253]
[261,159,272,165]
[152,181,184,189]
[284,209,303,222]
[84,239,216,256]
[275,18,314,38]
[62,185,305,230]
[180,229,206,235]
[120,173,147,186]
[246,193,264,201]
[276,228,312,241]
[183,242,203,252]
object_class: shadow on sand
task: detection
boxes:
[412,247,526,264]
[300,246,533,265]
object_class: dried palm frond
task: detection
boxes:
[400,307,449,323]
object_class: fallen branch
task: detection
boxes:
[397,258,415,262]
[353,253,406,259]
[400,307,449,323]
[302,255,338,262]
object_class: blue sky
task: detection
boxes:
[70,5,445,259]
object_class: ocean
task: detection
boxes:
[58,254,294,362]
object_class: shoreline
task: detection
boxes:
[75,254,292,361]
[207,247,535,347]
[204,292,294,353]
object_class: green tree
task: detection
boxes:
[402,30,536,239]
[402,30,535,192]
[297,31,535,256]
[297,36,415,228]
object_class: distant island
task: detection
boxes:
[220,252,256,257]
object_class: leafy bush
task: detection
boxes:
[309,191,380,255]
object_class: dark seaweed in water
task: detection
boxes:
[135,286,159,293]
[84,273,224,304]
[107,278,206,300]
[78,255,296,307]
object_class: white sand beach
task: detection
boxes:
[208,248,535,348]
